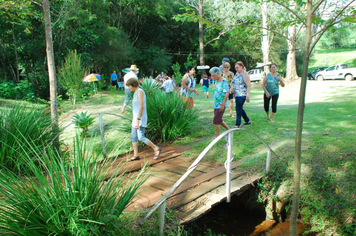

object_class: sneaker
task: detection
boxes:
[243,121,251,126]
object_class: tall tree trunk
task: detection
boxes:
[261,1,270,73]
[12,24,19,83]
[286,1,299,80]
[43,0,59,149]
[198,0,205,66]
[290,0,312,234]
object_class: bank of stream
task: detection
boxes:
[183,187,307,236]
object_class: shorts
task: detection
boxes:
[202,85,209,93]
[182,96,194,109]
[112,80,118,87]
[228,93,234,100]
[213,108,225,125]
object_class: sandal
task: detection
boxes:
[266,118,270,122]
[153,147,162,160]
[129,156,140,161]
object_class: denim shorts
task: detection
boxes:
[131,126,149,143]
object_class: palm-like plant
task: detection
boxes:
[139,78,159,96]
[72,111,95,137]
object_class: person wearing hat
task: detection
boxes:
[122,64,138,114]
[219,57,230,73]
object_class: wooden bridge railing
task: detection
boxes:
[141,127,278,236]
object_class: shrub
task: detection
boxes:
[58,50,86,105]
[145,89,198,142]
[0,135,149,235]
[0,103,57,174]
[139,78,159,96]
[72,111,95,138]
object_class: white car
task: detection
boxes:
[315,64,356,81]
[248,69,264,82]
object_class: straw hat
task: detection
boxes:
[130,64,139,71]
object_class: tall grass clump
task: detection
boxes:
[139,78,159,95]
[144,89,198,142]
[0,135,149,235]
[0,103,57,174]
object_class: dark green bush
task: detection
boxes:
[144,87,198,143]
[0,103,57,174]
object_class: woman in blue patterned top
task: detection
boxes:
[209,67,230,137]
[262,63,285,123]
[231,61,251,128]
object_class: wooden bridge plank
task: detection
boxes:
[152,162,203,178]
[167,169,247,209]
[106,145,190,177]
[164,158,218,173]
[175,174,262,224]
[174,161,242,194]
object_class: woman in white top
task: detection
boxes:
[181,65,199,108]
[126,78,161,161]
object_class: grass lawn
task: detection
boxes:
[57,79,356,235]
[308,48,356,71]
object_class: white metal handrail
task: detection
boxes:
[141,127,277,235]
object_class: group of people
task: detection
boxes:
[121,60,285,162]
[180,58,285,137]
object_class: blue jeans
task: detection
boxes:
[131,126,149,144]
[235,96,250,126]
[124,88,131,105]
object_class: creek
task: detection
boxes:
[183,187,306,236]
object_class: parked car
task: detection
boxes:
[315,64,356,81]
[308,66,328,80]
[248,68,264,82]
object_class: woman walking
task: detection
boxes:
[221,61,235,117]
[262,63,285,123]
[201,73,210,98]
[181,65,199,108]
[231,61,251,128]
[126,78,161,161]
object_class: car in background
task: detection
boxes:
[248,68,264,82]
[308,66,328,80]
[315,64,356,81]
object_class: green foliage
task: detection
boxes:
[145,89,198,142]
[0,135,149,235]
[58,50,86,105]
[172,62,183,85]
[0,80,36,101]
[109,85,118,102]
[0,81,16,99]
[184,53,198,72]
[139,78,159,96]
[0,103,56,174]
[72,111,95,138]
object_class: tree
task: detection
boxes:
[267,0,356,234]
[42,0,59,148]
[58,50,85,105]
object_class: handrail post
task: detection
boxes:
[159,202,166,236]
[266,150,271,173]
[226,132,233,203]
[99,113,107,157]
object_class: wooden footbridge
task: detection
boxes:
[107,128,275,234]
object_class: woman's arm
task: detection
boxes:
[262,74,270,97]
[278,76,285,87]
[243,72,251,103]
